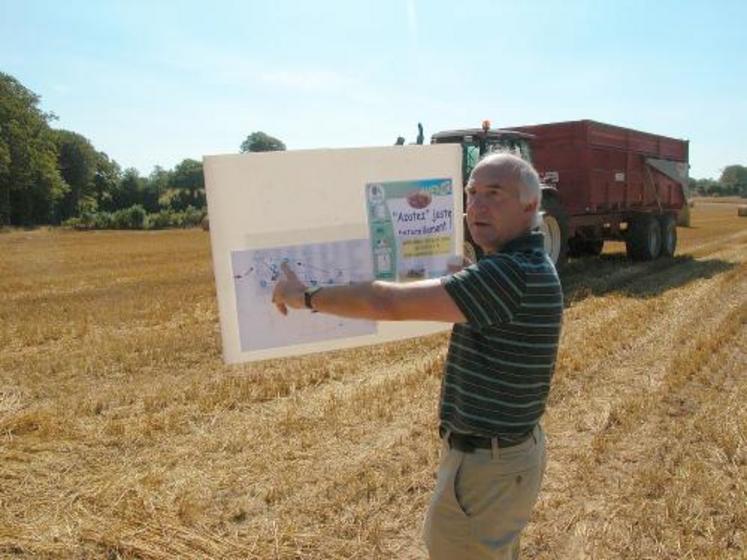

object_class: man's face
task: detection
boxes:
[465,164,535,254]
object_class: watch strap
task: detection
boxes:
[304,286,322,310]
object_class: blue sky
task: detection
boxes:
[1,0,745,179]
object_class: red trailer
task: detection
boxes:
[430,119,690,267]
[509,120,689,264]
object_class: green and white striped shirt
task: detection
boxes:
[441,231,563,441]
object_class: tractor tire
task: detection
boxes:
[626,214,662,261]
[659,213,677,257]
[539,196,569,270]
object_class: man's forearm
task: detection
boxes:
[311,281,396,321]
[272,261,463,323]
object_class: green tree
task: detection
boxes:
[0,72,66,225]
[0,139,10,223]
[93,152,121,212]
[53,129,99,220]
[240,131,286,153]
[692,177,720,196]
[112,168,145,210]
[170,158,205,210]
[719,165,747,197]
[142,165,171,213]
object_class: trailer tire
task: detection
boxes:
[539,196,569,270]
[659,214,677,257]
[626,214,662,261]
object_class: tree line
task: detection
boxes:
[0,72,285,228]
[3,70,744,229]
[689,165,747,198]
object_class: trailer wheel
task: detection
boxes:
[539,196,568,269]
[626,214,662,261]
[659,214,677,257]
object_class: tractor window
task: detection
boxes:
[485,140,532,162]
[518,141,532,162]
[463,145,480,181]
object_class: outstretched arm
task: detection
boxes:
[272,262,466,323]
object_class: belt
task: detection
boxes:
[439,426,533,453]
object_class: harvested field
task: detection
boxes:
[2,202,746,559]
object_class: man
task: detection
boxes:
[272,153,563,559]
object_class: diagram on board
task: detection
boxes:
[231,238,376,351]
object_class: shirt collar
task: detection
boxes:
[500,230,545,254]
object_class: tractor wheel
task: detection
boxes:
[626,214,662,261]
[539,196,569,270]
[659,213,677,257]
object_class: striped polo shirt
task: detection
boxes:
[440,231,563,441]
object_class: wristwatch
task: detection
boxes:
[304,286,322,310]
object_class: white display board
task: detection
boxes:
[203,145,463,364]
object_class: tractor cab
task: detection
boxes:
[398,121,564,267]
[428,122,566,267]
[430,121,535,186]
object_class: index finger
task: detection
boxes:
[280,261,299,280]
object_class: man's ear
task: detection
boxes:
[524,198,539,214]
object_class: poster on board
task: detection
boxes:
[203,144,463,364]
[365,178,454,281]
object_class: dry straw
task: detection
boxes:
[2,199,746,559]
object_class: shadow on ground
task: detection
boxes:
[560,253,738,305]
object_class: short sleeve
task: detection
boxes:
[443,255,525,329]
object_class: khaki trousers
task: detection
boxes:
[423,425,546,560]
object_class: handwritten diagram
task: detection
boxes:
[230,239,376,352]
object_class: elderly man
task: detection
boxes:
[272,152,563,559]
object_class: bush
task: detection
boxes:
[62,205,207,230]
[181,206,205,227]
[63,216,85,229]
[146,206,205,229]
[148,209,174,230]
[112,205,146,229]
[94,211,113,229]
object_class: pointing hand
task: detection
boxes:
[272,261,307,315]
